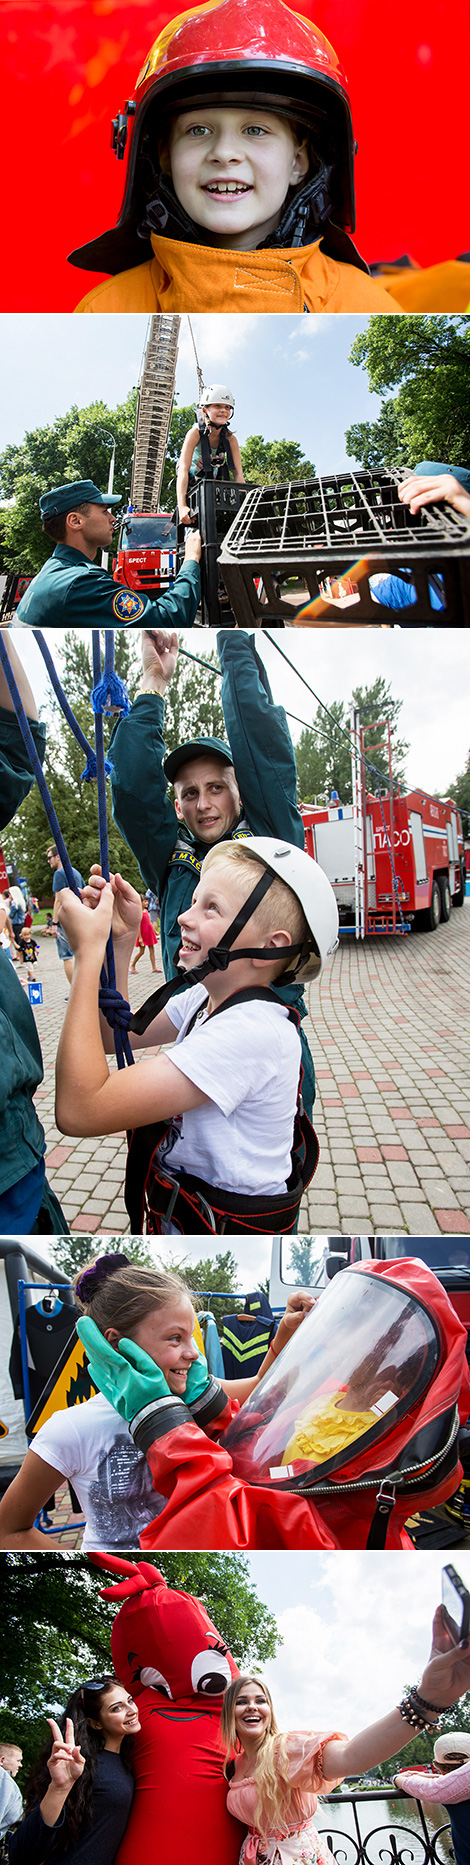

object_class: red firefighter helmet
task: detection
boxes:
[68,0,357,275]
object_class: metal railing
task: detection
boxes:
[318,1786,453,1865]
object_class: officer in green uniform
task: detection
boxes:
[110,627,316,1117]
[16,480,201,628]
[0,634,67,1233]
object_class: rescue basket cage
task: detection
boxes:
[177,479,257,628]
[217,469,470,625]
[0,628,135,1073]
[221,1257,468,1506]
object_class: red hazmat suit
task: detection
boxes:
[89,1555,244,1865]
[133,1260,470,1550]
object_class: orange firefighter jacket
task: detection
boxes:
[75,231,400,313]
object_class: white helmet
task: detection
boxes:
[200,385,235,413]
[240,837,339,982]
[434,1734,470,1763]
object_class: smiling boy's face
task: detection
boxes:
[161,106,309,249]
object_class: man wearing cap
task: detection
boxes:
[109,626,316,1115]
[397,1732,470,1865]
[16,480,201,628]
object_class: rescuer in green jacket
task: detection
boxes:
[0,634,67,1234]
[16,480,201,628]
[110,627,316,1115]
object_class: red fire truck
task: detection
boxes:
[113,511,177,596]
[302,789,466,935]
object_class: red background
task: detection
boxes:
[2,0,470,310]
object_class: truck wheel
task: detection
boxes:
[427,880,442,930]
[439,876,452,921]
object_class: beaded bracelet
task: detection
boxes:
[411,1690,443,1714]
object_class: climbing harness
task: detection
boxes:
[194,410,235,483]
[125,985,319,1234]
[0,628,134,1069]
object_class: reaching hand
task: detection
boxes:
[419,1606,470,1705]
[46,1719,85,1792]
[83,866,142,943]
[56,884,113,961]
[184,528,202,563]
[141,629,178,689]
[274,1291,315,1353]
[399,474,470,521]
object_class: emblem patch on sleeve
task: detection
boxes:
[112,590,146,620]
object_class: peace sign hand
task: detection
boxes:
[46,1718,85,1791]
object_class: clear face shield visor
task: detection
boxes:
[222,1269,440,1491]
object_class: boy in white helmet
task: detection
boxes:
[396,1732,470,1865]
[54,836,338,1233]
[177,387,245,525]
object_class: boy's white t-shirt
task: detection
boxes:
[161,984,301,1194]
[30,1392,162,1549]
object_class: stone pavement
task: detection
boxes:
[25,904,470,1238]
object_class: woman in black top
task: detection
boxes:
[5,1676,140,1864]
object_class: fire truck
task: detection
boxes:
[114,510,177,596]
[114,312,180,596]
[301,710,466,936]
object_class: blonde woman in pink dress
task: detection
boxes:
[220,1617,470,1865]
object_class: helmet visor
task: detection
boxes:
[222,1269,440,1491]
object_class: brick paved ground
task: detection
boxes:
[25,902,470,1238]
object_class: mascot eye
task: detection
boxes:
[140,1667,173,1697]
[191,1650,233,1694]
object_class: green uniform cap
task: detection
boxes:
[39,480,121,519]
[163,736,234,785]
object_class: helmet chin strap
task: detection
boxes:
[129,868,308,1037]
[138,162,334,251]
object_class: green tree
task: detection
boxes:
[286,1239,323,1285]
[352,677,409,790]
[295,701,352,805]
[345,315,470,470]
[160,1248,243,1336]
[240,436,316,484]
[295,680,409,806]
[448,746,470,836]
[0,1552,280,1775]
[0,397,138,575]
[50,1235,157,1280]
[2,633,144,898]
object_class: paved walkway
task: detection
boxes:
[25,903,470,1237]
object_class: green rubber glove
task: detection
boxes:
[76,1317,172,1422]
[183,1352,212,1406]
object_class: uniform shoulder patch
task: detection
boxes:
[112,589,146,621]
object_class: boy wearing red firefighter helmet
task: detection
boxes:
[70,0,399,314]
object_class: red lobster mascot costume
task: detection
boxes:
[89,1556,244,1865]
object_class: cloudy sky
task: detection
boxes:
[10,624,470,801]
[244,1551,470,1735]
[0,312,385,474]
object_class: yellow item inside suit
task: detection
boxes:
[282,1390,377,1465]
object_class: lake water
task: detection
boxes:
[315,1795,454,1865]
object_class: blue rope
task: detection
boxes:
[0,634,81,895]
[91,630,131,717]
[92,631,134,1070]
[0,629,134,1067]
[32,630,102,782]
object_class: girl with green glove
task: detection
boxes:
[0,1256,311,1552]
